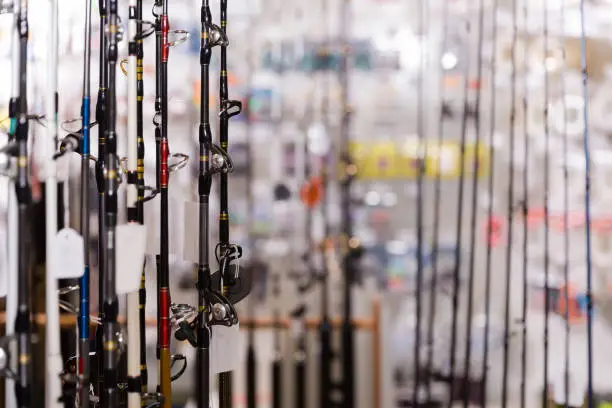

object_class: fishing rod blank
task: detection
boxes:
[481,0,499,404]
[519,1,531,406]
[413,0,426,403]
[462,0,486,406]
[6,4,19,408]
[15,0,33,404]
[195,1,226,406]
[79,0,93,405]
[424,0,450,400]
[102,0,121,403]
[578,0,593,405]
[338,0,359,406]
[217,0,243,406]
[44,0,63,406]
[127,0,142,405]
[136,0,149,394]
[271,273,282,408]
[95,0,108,401]
[157,0,174,404]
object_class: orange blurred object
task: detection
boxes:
[300,176,323,209]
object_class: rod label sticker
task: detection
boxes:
[116,224,147,294]
[51,228,85,279]
[210,324,244,374]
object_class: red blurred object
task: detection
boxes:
[300,176,323,209]
[484,215,503,247]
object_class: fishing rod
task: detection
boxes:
[156,0,173,403]
[194,1,230,406]
[95,0,108,401]
[461,0,486,406]
[578,0,593,405]
[520,1,531,407]
[44,0,64,406]
[271,273,282,408]
[14,0,33,404]
[244,22,257,408]
[318,4,334,406]
[423,0,450,399]
[338,0,359,405]
[217,0,244,406]
[102,0,121,403]
[6,4,19,407]
[78,0,93,404]
[127,0,141,405]
[445,9,474,408]
[481,0,499,404]
[413,0,426,402]
[136,0,149,395]
[542,0,551,405]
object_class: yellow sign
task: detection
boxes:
[347,139,490,180]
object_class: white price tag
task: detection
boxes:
[51,228,85,279]
[210,325,244,374]
[116,224,147,294]
[183,201,199,263]
[145,204,160,255]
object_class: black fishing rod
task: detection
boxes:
[195,1,226,407]
[157,0,172,404]
[319,92,333,408]
[95,0,108,401]
[481,0,499,404]
[578,1,593,406]
[244,34,257,408]
[14,0,33,406]
[446,11,474,408]
[413,0,426,403]
[519,1,531,407]
[102,0,120,404]
[424,0,450,399]
[217,0,243,406]
[292,111,316,408]
[461,0,486,406]
[271,273,282,408]
[136,0,148,394]
[338,0,358,406]
[78,0,93,404]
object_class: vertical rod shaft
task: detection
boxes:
[45,0,62,406]
[102,0,120,404]
[127,0,142,405]
[158,1,172,406]
[339,0,355,406]
[135,0,149,393]
[95,0,108,400]
[79,0,93,404]
[197,1,213,406]
[15,0,32,405]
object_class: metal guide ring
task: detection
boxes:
[168,29,190,48]
[151,3,162,17]
[134,20,156,40]
[61,117,83,134]
[168,152,189,173]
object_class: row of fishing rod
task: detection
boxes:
[0,1,358,408]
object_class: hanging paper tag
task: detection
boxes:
[210,325,244,374]
[0,229,7,297]
[51,228,85,279]
[183,201,199,263]
[145,204,160,255]
[116,224,147,294]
